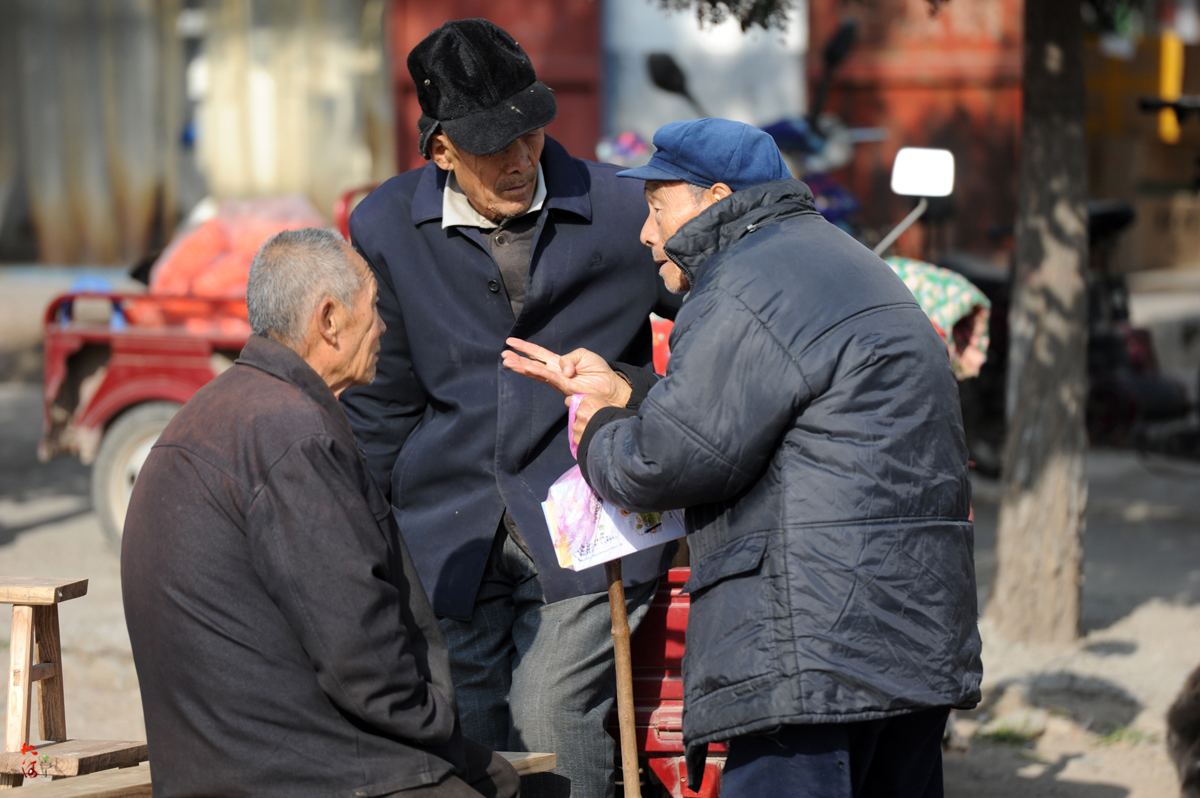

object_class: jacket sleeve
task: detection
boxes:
[610,362,661,409]
[245,435,457,747]
[583,287,813,512]
[339,244,427,503]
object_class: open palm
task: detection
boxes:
[502,337,629,405]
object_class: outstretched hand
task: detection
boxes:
[502,338,632,407]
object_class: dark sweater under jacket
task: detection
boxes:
[122,335,466,798]
[339,136,680,618]
[578,179,984,787]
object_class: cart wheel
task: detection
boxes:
[91,402,180,551]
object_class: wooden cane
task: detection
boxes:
[605,558,641,798]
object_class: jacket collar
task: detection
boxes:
[236,335,354,436]
[411,135,591,227]
[663,178,820,286]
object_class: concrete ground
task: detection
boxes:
[0,383,144,746]
[942,454,1200,798]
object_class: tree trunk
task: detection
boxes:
[984,0,1089,644]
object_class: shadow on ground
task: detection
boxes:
[963,672,1142,735]
[0,382,92,546]
[945,745,1128,798]
[0,346,43,384]
[971,451,1200,632]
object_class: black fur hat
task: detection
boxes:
[408,19,557,160]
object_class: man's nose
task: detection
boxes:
[639,212,657,249]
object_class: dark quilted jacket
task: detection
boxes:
[580,179,983,784]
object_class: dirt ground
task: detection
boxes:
[1,380,1198,796]
[941,454,1200,797]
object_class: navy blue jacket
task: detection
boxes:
[579,180,983,786]
[341,137,679,619]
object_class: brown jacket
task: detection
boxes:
[122,334,465,798]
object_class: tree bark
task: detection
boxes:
[985,0,1089,643]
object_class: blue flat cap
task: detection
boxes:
[617,118,791,192]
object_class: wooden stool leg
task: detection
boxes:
[1,605,34,789]
[33,605,66,743]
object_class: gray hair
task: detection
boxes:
[247,228,365,347]
[645,180,710,204]
[682,182,709,203]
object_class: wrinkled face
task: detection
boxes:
[432,129,545,223]
[640,181,708,294]
[340,257,385,389]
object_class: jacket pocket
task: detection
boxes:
[682,531,779,700]
[786,520,981,711]
[683,532,768,595]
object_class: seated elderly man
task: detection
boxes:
[122,228,518,798]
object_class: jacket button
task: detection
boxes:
[495,233,509,246]
[488,279,501,293]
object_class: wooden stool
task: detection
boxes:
[0,578,146,789]
[0,755,555,797]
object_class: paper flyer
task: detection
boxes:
[541,465,685,572]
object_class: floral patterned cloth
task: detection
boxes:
[885,256,991,359]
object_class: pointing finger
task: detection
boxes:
[505,337,560,365]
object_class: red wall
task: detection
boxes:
[387,0,603,174]
[810,0,1023,260]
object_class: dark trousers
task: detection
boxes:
[394,738,520,798]
[721,707,951,798]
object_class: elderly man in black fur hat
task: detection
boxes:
[340,18,680,798]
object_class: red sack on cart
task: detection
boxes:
[149,195,330,299]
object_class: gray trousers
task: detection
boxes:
[440,530,656,798]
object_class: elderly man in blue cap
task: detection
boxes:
[504,118,982,798]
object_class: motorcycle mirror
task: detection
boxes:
[648,53,689,96]
[646,52,709,117]
[873,147,954,255]
[823,19,859,70]
[807,20,859,128]
[891,148,955,197]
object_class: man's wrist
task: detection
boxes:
[608,362,660,410]
[609,371,633,407]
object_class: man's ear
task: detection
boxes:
[315,297,340,345]
[705,183,733,205]
[430,133,455,172]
